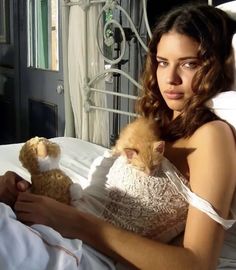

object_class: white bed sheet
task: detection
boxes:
[0,136,107,188]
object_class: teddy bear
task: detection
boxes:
[19,137,73,205]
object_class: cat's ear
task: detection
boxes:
[123,148,138,160]
[153,141,165,155]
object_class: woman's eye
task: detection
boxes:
[157,60,168,67]
[182,61,199,69]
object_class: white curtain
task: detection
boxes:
[67,2,109,147]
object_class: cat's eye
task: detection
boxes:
[133,165,145,171]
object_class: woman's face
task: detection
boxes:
[156,31,201,118]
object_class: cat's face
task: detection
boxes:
[123,141,165,175]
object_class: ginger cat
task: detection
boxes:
[113,117,165,175]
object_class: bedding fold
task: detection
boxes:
[0,203,115,270]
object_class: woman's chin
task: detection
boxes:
[165,101,184,112]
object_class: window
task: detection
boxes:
[27,0,59,70]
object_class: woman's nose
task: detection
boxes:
[166,67,182,85]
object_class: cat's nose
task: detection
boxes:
[146,168,157,176]
[145,168,151,175]
[149,171,155,176]
[149,167,159,176]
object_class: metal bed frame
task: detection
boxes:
[62,0,151,145]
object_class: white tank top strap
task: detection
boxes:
[162,158,236,230]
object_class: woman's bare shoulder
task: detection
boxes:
[187,120,236,177]
[188,120,236,150]
[186,119,236,211]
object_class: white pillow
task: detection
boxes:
[217,2,236,90]
[207,91,236,129]
[217,1,236,21]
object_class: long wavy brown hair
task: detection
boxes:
[136,4,236,141]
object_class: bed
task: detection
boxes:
[1,1,236,269]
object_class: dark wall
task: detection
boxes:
[0,0,19,144]
[147,0,208,30]
[0,1,14,68]
[213,0,230,5]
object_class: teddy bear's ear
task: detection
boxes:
[19,138,41,174]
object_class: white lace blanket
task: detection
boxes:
[71,151,236,245]
[72,152,189,243]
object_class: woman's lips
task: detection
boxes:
[164,91,184,100]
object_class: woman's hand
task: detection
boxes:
[14,192,79,238]
[0,171,30,207]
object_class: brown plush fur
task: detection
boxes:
[112,117,165,175]
[19,137,72,204]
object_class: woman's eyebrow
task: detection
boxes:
[156,55,199,61]
[156,56,167,60]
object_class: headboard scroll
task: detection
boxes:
[63,0,151,146]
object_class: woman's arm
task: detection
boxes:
[14,192,201,269]
[14,120,236,270]
[183,120,236,269]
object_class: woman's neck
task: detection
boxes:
[172,110,181,120]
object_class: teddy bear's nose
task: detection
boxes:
[37,141,48,158]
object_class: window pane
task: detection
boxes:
[27,0,59,71]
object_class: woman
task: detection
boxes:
[1,4,236,270]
